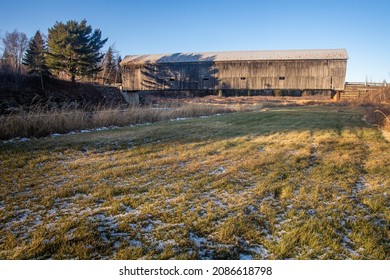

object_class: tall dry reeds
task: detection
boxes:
[337,87,390,132]
[366,107,390,132]
[364,88,390,132]
[0,103,233,140]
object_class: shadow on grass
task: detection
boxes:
[1,106,367,152]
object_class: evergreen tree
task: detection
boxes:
[102,46,117,84]
[23,31,50,91]
[47,19,107,82]
[101,46,123,85]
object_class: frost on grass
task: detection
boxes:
[209,166,226,175]
[1,107,389,259]
[239,244,269,260]
[189,232,215,259]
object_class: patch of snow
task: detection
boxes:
[151,107,173,110]
[111,232,129,238]
[3,137,31,143]
[189,231,215,260]
[248,244,269,258]
[100,232,109,243]
[246,205,257,214]
[170,117,191,121]
[2,138,15,143]
[197,209,207,217]
[212,199,227,209]
[142,224,153,233]
[116,204,140,218]
[239,254,252,260]
[97,226,105,232]
[42,237,55,245]
[3,125,123,142]
[65,228,77,239]
[355,177,367,192]
[59,126,118,137]
[190,232,210,247]
[209,166,226,175]
[156,239,176,251]
[73,193,89,200]
[90,213,118,230]
[342,236,352,244]
[132,122,151,127]
[306,209,316,216]
[129,239,142,247]
[53,200,78,215]
[47,209,58,216]
[15,211,30,223]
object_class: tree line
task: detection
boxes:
[0,19,122,89]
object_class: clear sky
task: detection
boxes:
[1,0,389,82]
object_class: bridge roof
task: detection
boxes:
[121,49,348,65]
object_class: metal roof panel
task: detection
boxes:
[121,49,348,65]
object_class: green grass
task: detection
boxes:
[0,103,234,140]
[0,106,389,259]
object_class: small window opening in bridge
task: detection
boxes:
[169,78,175,82]
[240,77,246,80]
[279,76,285,80]
[203,77,209,81]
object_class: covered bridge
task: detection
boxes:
[120,49,348,94]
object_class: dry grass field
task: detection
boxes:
[0,105,389,259]
[0,103,234,140]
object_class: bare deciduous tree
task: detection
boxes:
[1,30,28,74]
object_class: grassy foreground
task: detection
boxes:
[0,106,389,259]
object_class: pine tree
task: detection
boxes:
[102,46,114,84]
[47,19,108,82]
[23,31,50,92]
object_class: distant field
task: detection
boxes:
[0,106,389,259]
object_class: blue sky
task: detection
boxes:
[1,0,389,82]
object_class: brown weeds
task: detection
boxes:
[0,103,233,140]
[364,105,390,132]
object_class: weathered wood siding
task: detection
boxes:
[122,59,347,91]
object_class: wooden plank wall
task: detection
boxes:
[122,59,347,91]
[341,84,388,100]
